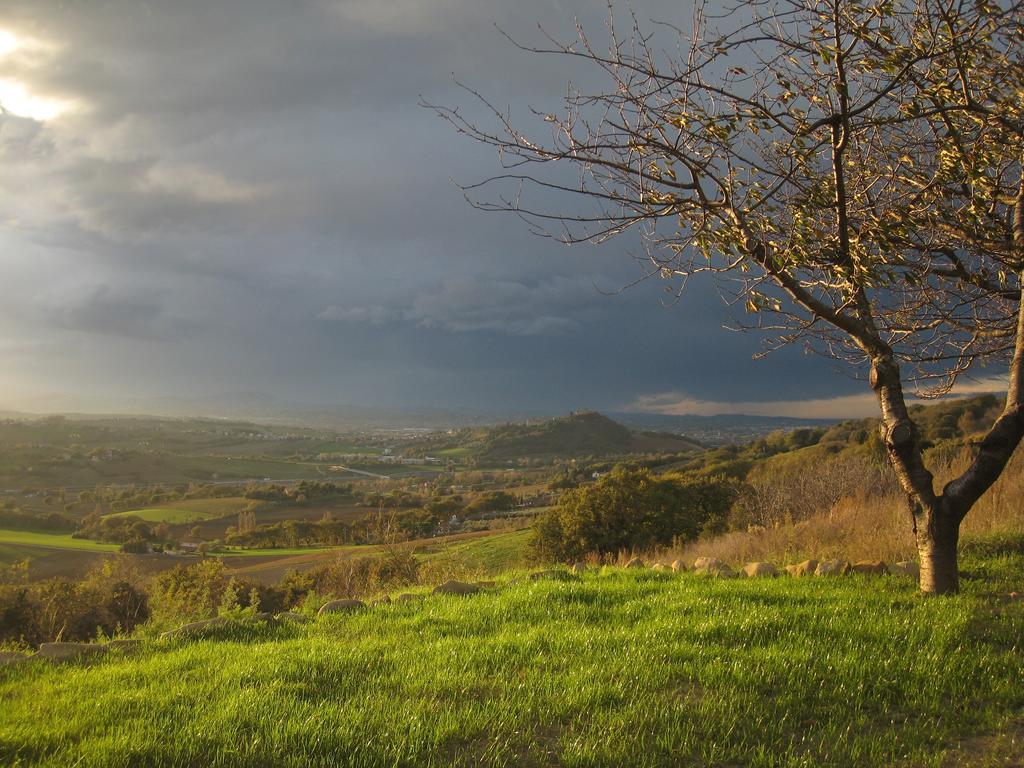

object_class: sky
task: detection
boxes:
[0,0,1006,419]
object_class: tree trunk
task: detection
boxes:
[915,506,960,595]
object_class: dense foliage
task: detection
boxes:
[531,467,733,562]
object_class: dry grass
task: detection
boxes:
[659,448,1024,568]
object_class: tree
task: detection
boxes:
[428,0,1024,593]
[531,467,732,562]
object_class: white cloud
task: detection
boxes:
[141,163,265,204]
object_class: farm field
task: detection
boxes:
[0,523,533,583]
[221,528,532,583]
[1,552,1022,767]
[107,496,252,523]
[0,529,120,554]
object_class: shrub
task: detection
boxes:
[530,466,734,563]
[148,560,230,627]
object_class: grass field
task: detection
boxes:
[1,547,1021,767]
[107,497,251,524]
[418,528,531,573]
[0,529,120,553]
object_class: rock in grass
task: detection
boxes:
[850,560,888,575]
[888,561,920,578]
[743,562,778,578]
[37,642,108,662]
[785,560,818,577]
[670,559,686,573]
[432,580,481,596]
[0,651,32,666]
[814,559,851,576]
[693,557,736,578]
[318,599,366,616]
[571,562,588,574]
[160,617,229,640]
[624,557,645,569]
[651,562,667,571]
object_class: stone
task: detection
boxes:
[275,612,311,623]
[571,562,589,574]
[318,599,366,616]
[785,560,818,577]
[0,651,32,667]
[814,559,851,576]
[888,561,920,578]
[432,580,480,596]
[743,562,778,578]
[651,562,667,571]
[670,559,686,573]
[624,557,645,569]
[160,617,228,640]
[850,560,888,575]
[38,642,108,662]
[693,557,736,578]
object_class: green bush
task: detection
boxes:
[530,466,733,562]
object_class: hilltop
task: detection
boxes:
[433,411,702,464]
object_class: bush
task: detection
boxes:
[530,466,734,563]
[148,560,230,628]
[0,560,151,646]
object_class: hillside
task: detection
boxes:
[1,561,1022,767]
[473,411,700,462]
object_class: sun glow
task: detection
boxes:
[0,29,18,57]
[0,29,72,121]
[0,79,70,121]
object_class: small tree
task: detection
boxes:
[429,0,1024,592]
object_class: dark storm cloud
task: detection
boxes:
[48,284,203,341]
[0,0,867,415]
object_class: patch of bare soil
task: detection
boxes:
[941,717,1024,768]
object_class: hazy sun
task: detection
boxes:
[0,29,18,57]
[0,79,70,121]
[0,29,72,121]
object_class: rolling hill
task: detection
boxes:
[473,411,701,462]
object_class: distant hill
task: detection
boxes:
[612,411,840,447]
[474,411,701,462]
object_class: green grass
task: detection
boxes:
[434,446,473,458]
[215,544,342,557]
[420,529,531,573]
[0,529,120,553]
[1,551,1022,767]
[107,497,251,523]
